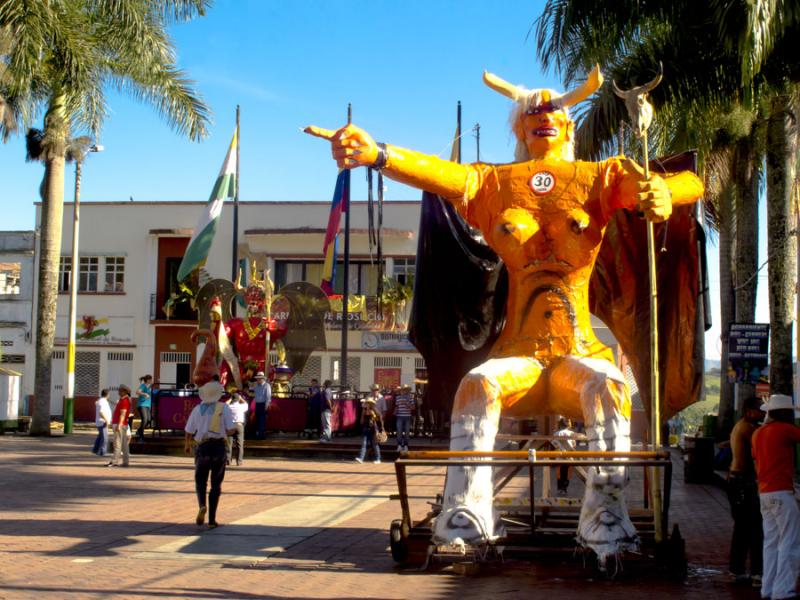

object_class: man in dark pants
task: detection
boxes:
[252,371,271,440]
[727,395,763,585]
[184,380,235,529]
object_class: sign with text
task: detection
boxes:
[728,323,769,384]
[325,296,408,332]
[55,315,134,345]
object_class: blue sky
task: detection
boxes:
[0,0,771,359]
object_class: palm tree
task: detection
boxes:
[533,0,784,434]
[0,0,212,435]
[0,26,18,138]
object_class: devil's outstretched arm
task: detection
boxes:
[305,123,483,202]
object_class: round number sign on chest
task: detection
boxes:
[529,171,556,195]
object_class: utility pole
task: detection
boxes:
[65,143,103,434]
[473,123,481,161]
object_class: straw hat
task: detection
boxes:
[199,380,224,403]
[254,372,266,379]
[370,383,380,391]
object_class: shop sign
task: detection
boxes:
[325,296,405,332]
[361,332,416,351]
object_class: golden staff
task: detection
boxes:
[613,63,664,542]
[263,267,274,374]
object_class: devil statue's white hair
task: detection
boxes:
[482,65,604,162]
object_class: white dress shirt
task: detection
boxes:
[185,401,234,443]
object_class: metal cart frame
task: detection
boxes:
[390,449,686,578]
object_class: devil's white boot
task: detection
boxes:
[432,368,504,546]
[574,358,638,566]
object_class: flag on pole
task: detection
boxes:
[177,128,238,282]
[320,170,347,294]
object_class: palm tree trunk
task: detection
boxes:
[718,182,736,437]
[733,133,760,411]
[765,94,798,396]
[30,97,68,436]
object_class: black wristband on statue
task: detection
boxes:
[372,142,388,170]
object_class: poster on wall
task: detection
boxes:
[374,368,401,390]
[728,322,769,384]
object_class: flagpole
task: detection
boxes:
[456,101,462,163]
[340,103,352,390]
[230,106,241,317]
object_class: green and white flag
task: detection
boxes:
[177,128,238,282]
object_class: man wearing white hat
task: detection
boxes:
[752,393,800,599]
[252,372,271,440]
[184,380,235,528]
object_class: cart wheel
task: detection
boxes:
[390,519,409,563]
[667,524,688,581]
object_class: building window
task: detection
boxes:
[0,262,21,295]
[0,354,25,364]
[104,256,125,292]
[75,351,100,396]
[79,257,99,292]
[392,258,415,285]
[275,260,381,295]
[60,256,124,293]
[59,257,72,292]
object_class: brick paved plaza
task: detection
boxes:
[0,434,761,599]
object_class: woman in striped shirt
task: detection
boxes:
[394,384,415,452]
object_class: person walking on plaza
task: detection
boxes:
[185,380,235,529]
[252,372,271,440]
[372,384,388,422]
[320,379,334,442]
[752,394,800,599]
[554,417,576,495]
[108,385,132,467]
[727,396,763,586]
[394,384,415,452]
[306,378,321,437]
[355,394,383,464]
[93,389,112,457]
[226,390,248,466]
[135,374,153,442]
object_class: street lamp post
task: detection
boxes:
[64,144,103,434]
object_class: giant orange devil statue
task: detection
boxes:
[305,65,703,564]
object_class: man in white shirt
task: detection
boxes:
[226,390,249,466]
[184,380,235,528]
[252,372,272,440]
[93,389,112,456]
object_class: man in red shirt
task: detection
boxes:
[108,385,132,467]
[752,393,800,600]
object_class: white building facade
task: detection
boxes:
[32,200,425,420]
[0,231,35,411]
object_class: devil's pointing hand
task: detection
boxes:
[304,124,379,170]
